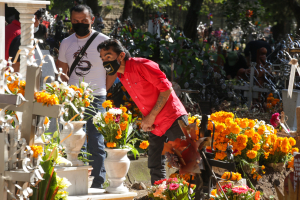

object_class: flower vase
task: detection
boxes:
[104,148,130,194]
[60,121,86,166]
[266,162,286,172]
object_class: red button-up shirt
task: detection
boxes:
[118,57,187,137]
[5,20,21,60]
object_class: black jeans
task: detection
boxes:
[148,115,189,185]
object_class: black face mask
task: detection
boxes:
[103,59,121,76]
[72,23,90,37]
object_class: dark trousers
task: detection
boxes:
[148,115,189,185]
[85,95,106,188]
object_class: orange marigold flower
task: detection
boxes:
[120,106,127,113]
[107,142,116,148]
[246,150,257,159]
[211,189,217,197]
[248,120,255,128]
[252,133,261,143]
[115,134,122,139]
[120,121,128,131]
[102,100,113,109]
[44,117,49,125]
[255,191,260,200]
[214,151,227,160]
[289,137,296,146]
[257,125,265,135]
[139,141,149,149]
[264,152,269,159]
[252,144,261,151]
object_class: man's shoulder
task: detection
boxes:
[129,57,155,65]
[94,32,110,42]
[60,33,76,45]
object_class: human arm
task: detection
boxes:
[106,73,117,91]
[56,59,69,82]
[141,87,173,131]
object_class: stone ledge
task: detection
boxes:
[68,188,137,200]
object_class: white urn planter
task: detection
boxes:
[60,121,86,166]
[104,148,130,194]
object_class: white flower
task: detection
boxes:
[93,112,103,124]
[51,81,59,88]
[59,82,68,90]
[60,177,72,189]
[189,188,194,194]
[80,82,89,88]
[108,108,122,115]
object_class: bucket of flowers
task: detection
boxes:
[148,177,196,200]
[93,100,139,194]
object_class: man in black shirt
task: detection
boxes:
[244,39,272,67]
[224,51,248,79]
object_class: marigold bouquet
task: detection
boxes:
[5,71,26,96]
[148,177,196,200]
[210,183,261,200]
[93,100,139,157]
[35,80,94,121]
[207,111,277,164]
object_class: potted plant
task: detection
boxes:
[93,100,139,194]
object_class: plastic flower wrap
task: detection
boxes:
[148,177,196,200]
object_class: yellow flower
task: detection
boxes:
[245,129,255,138]
[139,141,149,149]
[248,120,255,128]
[102,100,113,109]
[292,147,299,155]
[30,145,43,158]
[240,118,249,128]
[211,189,217,197]
[246,150,257,159]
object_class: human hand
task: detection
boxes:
[141,114,156,132]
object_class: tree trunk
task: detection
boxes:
[288,0,300,35]
[86,0,99,17]
[183,0,204,40]
[122,0,133,21]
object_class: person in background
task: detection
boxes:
[94,13,104,32]
[244,38,272,68]
[224,51,248,80]
[5,5,20,71]
[98,39,188,185]
[56,4,116,189]
[34,9,48,49]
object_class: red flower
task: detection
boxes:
[246,10,253,17]
[154,179,167,185]
[270,113,280,127]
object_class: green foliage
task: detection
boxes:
[98,0,103,6]
[200,0,224,15]
[48,0,73,15]
[106,5,114,10]
[30,160,58,200]
[133,0,174,10]
[223,0,264,32]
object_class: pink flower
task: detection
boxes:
[169,183,180,190]
[270,113,280,127]
[167,178,178,183]
[232,187,249,194]
[114,115,120,123]
[219,183,232,193]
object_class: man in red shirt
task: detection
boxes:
[98,39,188,185]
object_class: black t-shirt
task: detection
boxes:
[244,40,272,62]
[34,24,47,40]
[9,35,21,62]
[224,53,248,79]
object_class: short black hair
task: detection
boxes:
[5,4,20,22]
[70,4,94,19]
[97,39,131,61]
[35,9,44,20]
